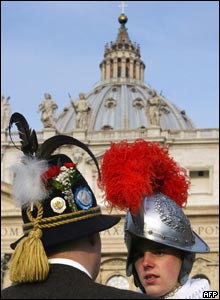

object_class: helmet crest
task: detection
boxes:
[100,139,189,214]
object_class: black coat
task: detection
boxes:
[1,264,158,299]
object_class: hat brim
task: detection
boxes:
[11,214,120,250]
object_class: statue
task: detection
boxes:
[1,94,11,130]
[72,93,90,129]
[38,93,58,128]
[146,90,162,127]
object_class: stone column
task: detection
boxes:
[140,63,144,81]
[129,59,134,79]
[135,61,140,80]
[121,57,126,78]
[113,58,118,79]
[106,59,111,80]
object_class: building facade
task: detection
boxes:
[1,12,219,294]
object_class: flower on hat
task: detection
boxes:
[42,162,79,212]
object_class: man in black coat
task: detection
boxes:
[2,113,158,299]
[2,234,158,299]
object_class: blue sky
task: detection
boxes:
[2,1,219,130]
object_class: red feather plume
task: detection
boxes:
[100,139,189,214]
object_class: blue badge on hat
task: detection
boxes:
[74,187,93,209]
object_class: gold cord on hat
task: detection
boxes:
[10,203,102,283]
[23,205,101,233]
[9,202,49,283]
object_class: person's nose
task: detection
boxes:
[142,251,156,268]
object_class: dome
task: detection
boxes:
[56,81,194,132]
[56,14,194,133]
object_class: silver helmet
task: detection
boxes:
[100,140,210,289]
[125,193,210,287]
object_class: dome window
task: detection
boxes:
[132,98,144,109]
[104,98,117,108]
[101,125,114,130]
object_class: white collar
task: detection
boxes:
[136,278,210,299]
[48,258,92,279]
[165,278,211,299]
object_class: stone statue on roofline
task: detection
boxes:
[38,93,58,128]
[72,92,91,130]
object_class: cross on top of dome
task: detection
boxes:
[118,1,127,14]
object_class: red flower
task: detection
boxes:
[63,162,76,169]
[42,165,61,180]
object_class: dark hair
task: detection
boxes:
[46,237,87,256]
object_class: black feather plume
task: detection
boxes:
[9,112,101,177]
[37,135,101,178]
[9,112,38,156]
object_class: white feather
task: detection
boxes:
[11,156,50,206]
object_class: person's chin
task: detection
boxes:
[145,285,165,297]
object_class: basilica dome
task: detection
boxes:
[56,13,194,133]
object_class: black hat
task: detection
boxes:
[8,112,120,283]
